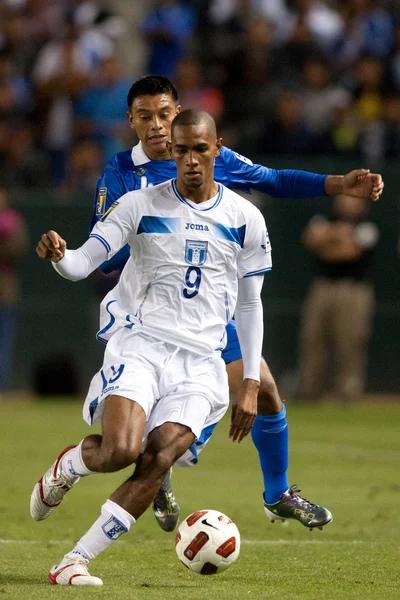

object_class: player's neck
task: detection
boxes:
[176,179,219,204]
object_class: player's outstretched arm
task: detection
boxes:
[229,274,265,443]
[36,230,67,262]
[36,231,109,282]
[325,169,384,201]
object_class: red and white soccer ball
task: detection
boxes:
[175,509,240,575]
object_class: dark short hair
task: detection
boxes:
[127,75,179,109]
[172,109,216,137]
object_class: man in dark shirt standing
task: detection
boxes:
[298,194,379,400]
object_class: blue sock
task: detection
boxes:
[251,406,289,504]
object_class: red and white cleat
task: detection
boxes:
[48,556,103,586]
[30,445,80,521]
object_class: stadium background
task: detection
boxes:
[1,0,400,395]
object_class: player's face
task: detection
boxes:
[168,124,222,191]
[127,94,181,160]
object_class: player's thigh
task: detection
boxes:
[100,393,147,458]
[148,352,229,467]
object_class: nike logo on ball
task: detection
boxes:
[201,518,219,530]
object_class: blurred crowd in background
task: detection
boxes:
[0,0,400,193]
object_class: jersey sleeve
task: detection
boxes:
[222,147,327,198]
[89,193,137,258]
[89,163,135,273]
[238,205,272,279]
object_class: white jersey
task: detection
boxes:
[91,179,272,356]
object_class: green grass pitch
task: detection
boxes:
[0,398,399,599]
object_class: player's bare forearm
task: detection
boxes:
[36,230,67,262]
[325,170,384,201]
[229,378,259,443]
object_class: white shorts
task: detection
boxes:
[83,328,229,443]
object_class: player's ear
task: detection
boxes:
[175,104,182,116]
[215,137,223,157]
[166,140,172,156]
[127,111,135,131]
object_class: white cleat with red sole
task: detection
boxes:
[48,556,103,586]
[30,445,80,521]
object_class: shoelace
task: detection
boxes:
[49,474,75,490]
[288,484,318,511]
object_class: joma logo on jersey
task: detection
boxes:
[185,240,208,266]
[185,223,210,231]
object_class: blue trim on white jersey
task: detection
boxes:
[186,423,218,464]
[96,300,117,345]
[172,179,223,211]
[243,267,272,278]
[214,222,246,247]
[89,397,99,424]
[90,233,111,253]
[137,216,180,235]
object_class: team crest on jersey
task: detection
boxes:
[134,167,146,176]
[100,201,119,222]
[96,187,107,215]
[185,240,208,266]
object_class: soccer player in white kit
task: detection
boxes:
[31,109,271,586]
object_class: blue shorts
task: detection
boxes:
[221,320,242,365]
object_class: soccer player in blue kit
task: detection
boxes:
[90,75,384,532]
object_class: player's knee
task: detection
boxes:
[258,372,282,415]
[100,443,140,472]
[143,447,175,477]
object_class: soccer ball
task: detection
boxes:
[175,509,240,575]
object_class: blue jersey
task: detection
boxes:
[90,142,327,273]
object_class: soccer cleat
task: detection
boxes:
[30,445,80,521]
[48,555,103,586]
[263,484,333,530]
[152,468,180,532]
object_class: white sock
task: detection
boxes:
[60,440,97,479]
[67,500,135,561]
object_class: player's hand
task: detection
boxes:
[36,230,67,262]
[229,378,259,443]
[342,169,384,201]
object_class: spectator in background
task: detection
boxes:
[336,0,394,67]
[391,24,400,92]
[299,55,352,147]
[352,54,387,163]
[174,56,224,124]
[62,139,103,195]
[0,186,28,396]
[298,194,379,401]
[74,55,132,160]
[286,0,344,55]
[31,19,93,183]
[0,122,50,187]
[257,91,314,154]
[141,0,196,79]
[0,50,32,119]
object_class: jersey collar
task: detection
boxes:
[172,179,223,211]
[131,142,151,166]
